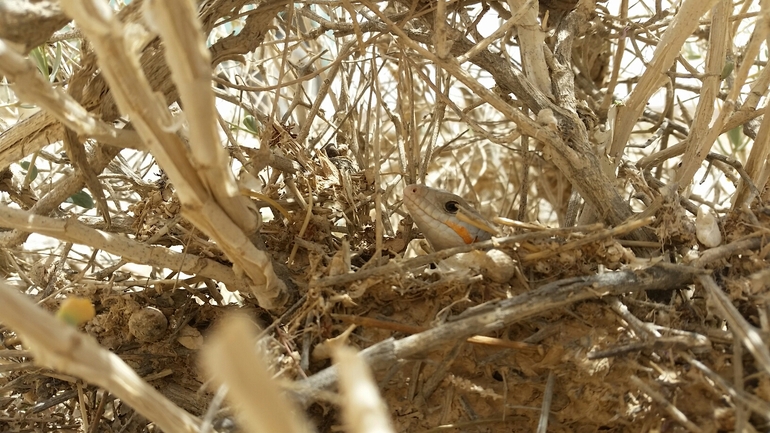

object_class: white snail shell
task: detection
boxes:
[696,205,721,248]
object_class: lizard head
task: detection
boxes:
[403,184,497,251]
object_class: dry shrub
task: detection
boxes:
[0,0,769,432]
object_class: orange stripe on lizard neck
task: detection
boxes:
[444,220,474,244]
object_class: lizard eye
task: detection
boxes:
[444,201,460,214]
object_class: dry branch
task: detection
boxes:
[0,280,200,433]
[60,0,287,308]
[0,40,140,149]
[1,1,770,432]
[610,0,719,161]
[0,204,247,290]
[296,263,706,401]
[202,315,313,433]
[0,0,70,53]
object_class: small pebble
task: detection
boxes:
[481,249,516,283]
[128,307,168,343]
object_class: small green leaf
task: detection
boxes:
[720,60,734,81]
[18,161,38,182]
[68,190,94,209]
[243,115,260,134]
[727,125,743,149]
[28,46,49,78]
[50,43,63,82]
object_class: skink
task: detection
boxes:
[403,184,498,250]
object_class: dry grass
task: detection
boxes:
[0,0,769,432]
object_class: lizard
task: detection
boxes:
[402,184,498,251]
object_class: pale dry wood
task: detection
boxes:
[731,55,770,120]
[306,7,641,236]
[0,111,63,169]
[0,204,248,291]
[521,216,653,262]
[373,74,384,258]
[0,1,152,173]
[333,346,397,433]
[629,376,703,433]
[333,314,539,350]
[639,106,768,173]
[294,39,357,146]
[674,0,729,187]
[0,0,266,170]
[0,280,201,433]
[682,352,770,420]
[433,0,450,58]
[419,69,446,186]
[592,295,712,359]
[144,0,257,235]
[733,330,748,432]
[0,144,121,248]
[201,315,313,433]
[536,371,554,433]
[693,236,764,268]
[732,65,770,206]
[705,153,761,200]
[0,0,70,53]
[296,263,706,402]
[455,0,532,64]
[206,0,290,65]
[360,2,645,237]
[662,4,766,195]
[549,5,612,228]
[311,225,601,288]
[637,140,687,170]
[0,40,143,153]
[599,0,627,115]
[700,274,770,377]
[610,0,719,161]
[62,127,111,227]
[0,110,144,172]
[508,0,552,97]
[587,328,710,359]
[61,0,287,309]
